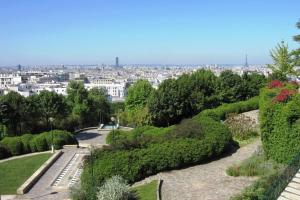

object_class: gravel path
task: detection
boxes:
[134,139,261,200]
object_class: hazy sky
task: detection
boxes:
[0,0,299,65]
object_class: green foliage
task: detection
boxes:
[148,70,220,126]
[125,80,153,111]
[227,150,283,177]
[0,144,11,159]
[96,175,135,200]
[33,134,48,152]
[230,172,280,200]
[260,82,300,164]
[133,180,157,200]
[0,130,77,159]
[81,98,259,198]
[0,91,25,136]
[20,134,34,153]
[0,137,24,156]
[218,70,244,103]
[267,41,297,80]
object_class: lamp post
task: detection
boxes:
[49,117,54,153]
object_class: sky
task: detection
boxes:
[0,0,299,65]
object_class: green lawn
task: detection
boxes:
[133,180,157,200]
[0,153,52,194]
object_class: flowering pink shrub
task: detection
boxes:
[268,80,283,89]
[274,89,296,103]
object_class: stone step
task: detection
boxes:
[295,173,300,179]
[281,191,300,200]
[286,186,300,196]
[292,177,300,184]
[278,196,291,200]
[289,182,300,190]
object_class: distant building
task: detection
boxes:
[115,57,119,68]
[0,74,22,88]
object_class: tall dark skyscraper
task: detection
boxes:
[17,64,21,71]
[115,57,119,68]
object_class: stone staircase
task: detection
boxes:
[278,172,300,200]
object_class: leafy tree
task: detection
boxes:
[241,72,266,99]
[125,80,153,111]
[148,79,180,126]
[67,81,89,127]
[268,41,297,80]
[148,69,219,126]
[0,92,25,135]
[292,19,300,66]
[87,88,111,125]
[36,90,68,129]
[218,70,243,103]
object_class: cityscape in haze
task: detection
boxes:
[0,1,300,200]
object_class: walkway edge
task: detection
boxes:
[17,150,63,194]
[157,179,163,200]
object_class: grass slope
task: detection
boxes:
[133,181,157,200]
[0,153,51,194]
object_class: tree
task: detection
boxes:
[241,72,266,99]
[67,81,89,127]
[148,79,180,126]
[148,69,219,127]
[268,41,297,80]
[218,70,243,103]
[292,19,300,66]
[0,92,25,135]
[87,88,110,125]
[37,90,68,129]
[125,80,153,111]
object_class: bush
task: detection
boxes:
[43,130,78,149]
[0,130,77,159]
[20,134,34,153]
[0,144,11,159]
[96,175,134,200]
[227,149,283,177]
[80,97,260,199]
[225,113,258,141]
[33,134,48,152]
[0,137,24,156]
[81,118,232,196]
[260,82,300,164]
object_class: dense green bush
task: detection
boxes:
[193,96,259,122]
[20,134,34,153]
[33,134,48,152]
[0,137,24,156]
[0,130,77,159]
[0,144,11,159]
[81,98,260,199]
[260,82,300,164]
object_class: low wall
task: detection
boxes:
[17,151,63,194]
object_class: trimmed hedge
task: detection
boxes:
[260,82,300,164]
[0,130,77,159]
[80,97,259,199]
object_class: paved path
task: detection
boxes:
[278,171,300,200]
[134,139,261,200]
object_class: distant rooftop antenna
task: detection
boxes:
[245,54,249,68]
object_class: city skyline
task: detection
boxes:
[0,0,299,65]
